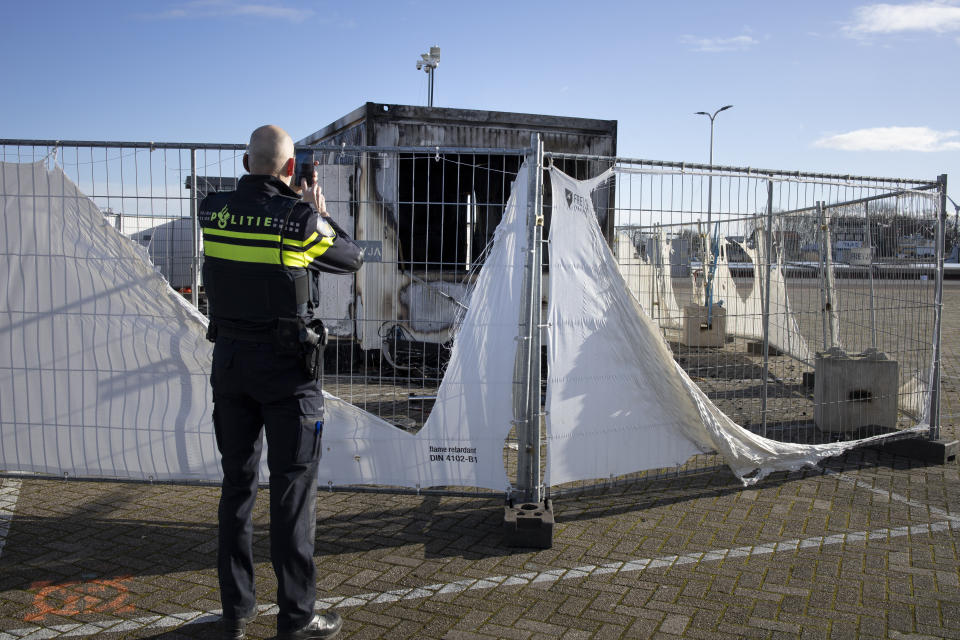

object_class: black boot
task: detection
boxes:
[220,611,257,640]
[276,612,343,639]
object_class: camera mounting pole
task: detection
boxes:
[415,46,441,107]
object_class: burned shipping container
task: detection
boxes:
[297,102,617,357]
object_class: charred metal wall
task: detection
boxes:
[300,103,616,155]
[298,104,617,353]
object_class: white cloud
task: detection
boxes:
[845,1,960,35]
[145,0,310,22]
[679,34,758,52]
[230,4,305,20]
[814,126,960,151]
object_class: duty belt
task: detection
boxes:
[215,324,278,343]
[212,318,303,351]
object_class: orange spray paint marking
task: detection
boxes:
[26,576,134,621]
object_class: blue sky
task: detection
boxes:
[1,0,958,203]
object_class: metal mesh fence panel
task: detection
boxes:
[542,153,944,496]
[0,140,527,495]
[0,140,948,497]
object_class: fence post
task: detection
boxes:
[818,202,838,350]
[514,133,544,504]
[529,136,544,504]
[816,202,828,350]
[865,202,877,350]
[760,178,774,438]
[504,133,551,548]
[189,148,200,308]
[930,174,947,440]
[654,226,663,327]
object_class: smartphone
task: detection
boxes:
[294,149,315,187]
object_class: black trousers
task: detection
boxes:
[210,338,324,633]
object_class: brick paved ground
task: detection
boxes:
[1,447,958,639]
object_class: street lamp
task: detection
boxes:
[694,104,732,228]
[694,104,732,326]
[415,46,441,107]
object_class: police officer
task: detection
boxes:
[200,125,363,640]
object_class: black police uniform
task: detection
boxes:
[200,174,363,634]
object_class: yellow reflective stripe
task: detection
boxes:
[284,232,316,248]
[285,230,337,248]
[281,250,306,268]
[203,227,281,243]
[304,236,336,260]
[204,228,335,267]
[281,238,334,267]
[204,240,283,264]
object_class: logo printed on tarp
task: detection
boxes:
[564,188,589,214]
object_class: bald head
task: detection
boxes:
[245,125,295,180]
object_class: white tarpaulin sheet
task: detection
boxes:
[0,161,526,491]
[712,234,813,363]
[616,230,682,331]
[319,166,529,491]
[656,233,683,330]
[0,161,219,481]
[545,169,708,486]
[1,160,929,490]
[757,231,813,363]
[544,167,907,486]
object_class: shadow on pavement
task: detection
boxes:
[548,446,925,523]
[136,619,224,639]
[0,446,931,593]
[0,490,510,591]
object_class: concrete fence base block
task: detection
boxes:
[503,501,554,549]
[814,348,898,433]
[871,438,959,465]
[681,305,727,348]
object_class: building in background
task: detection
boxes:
[297,103,618,356]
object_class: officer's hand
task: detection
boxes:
[300,171,329,218]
